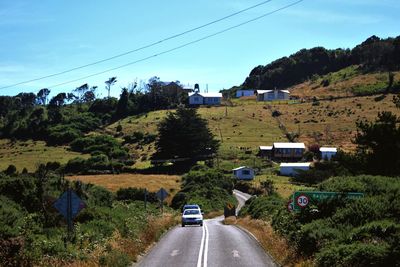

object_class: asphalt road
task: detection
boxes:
[135,190,276,267]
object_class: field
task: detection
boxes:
[67,173,181,201]
[0,139,89,172]
[270,94,400,150]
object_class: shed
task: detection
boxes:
[280,162,311,176]
[232,166,255,180]
[320,147,337,160]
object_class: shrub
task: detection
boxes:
[4,165,17,176]
[65,157,86,174]
[47,125,81,145]
[87,186,113,207]
[115,187,158,203]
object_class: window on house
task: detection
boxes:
[243,170,250,175]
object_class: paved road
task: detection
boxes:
[135,190,276,267]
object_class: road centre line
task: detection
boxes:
[197,223,205,267]
[204,223,209,267]
[196,221,210,267]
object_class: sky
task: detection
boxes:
[0,0,399,98]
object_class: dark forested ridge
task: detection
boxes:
[242,35,400,91]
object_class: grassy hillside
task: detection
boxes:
[107,104,286,170]
[270,93,400,150]
[289,66,400,99]
[0,139,89,172]
[67,173,180,202]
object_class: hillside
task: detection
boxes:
[289,66,400,99]
[240,35,400,92]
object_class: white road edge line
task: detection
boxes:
[204,222,209,267]
[196,223,206,267]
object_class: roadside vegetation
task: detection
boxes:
[0,167,178,266]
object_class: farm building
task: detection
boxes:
[280,162,311,176]
[236,90,255,98]
[258,146,273,158]
[232,166,255,180]
[320,147,337,160]
[273,142,305,160]
[256,89,290,101]
[188,92,222,105]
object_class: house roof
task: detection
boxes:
[280,162,311,167]
[256,90,272,94]
[188,92,222,98]
[320,147,337,152]
[256,90,290,94]
[273,142,305,149]
[259,146,273,150]
[232,166,252,171]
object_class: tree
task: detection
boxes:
[152,107,219,163]
[355,111,400,176]
[105,77,117,98]
[73,83,89,104]
[49,93,67,107]
[36,88,50,105]
[115,88,130,119]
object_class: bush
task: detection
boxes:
[115,187,158,203]
[87,186,113,207]
[65,157,86,174]
[4,165,17,176]
[0,196,26,238]
[47,125,81,145]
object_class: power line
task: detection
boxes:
[48,0,304,89]
[0,0,275,90]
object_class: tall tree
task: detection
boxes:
[105,77,117,98]
[355,111,400,176]
[37,88,50,105]
[152,107,219,163]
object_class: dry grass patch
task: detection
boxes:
[67,174,181,202]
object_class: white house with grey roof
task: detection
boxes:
[320,147,337,160]
[188,92,222,105]
[256,89,290,101]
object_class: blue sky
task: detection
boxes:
[0,0,399,98]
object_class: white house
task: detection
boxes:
[232,166,255,180]
[256,89,290,101]
[236,90,255,98]
[188,92,222,105]
[320,147,337,160]
[280,162,311,176]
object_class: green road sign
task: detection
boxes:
[292,191,364,211]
